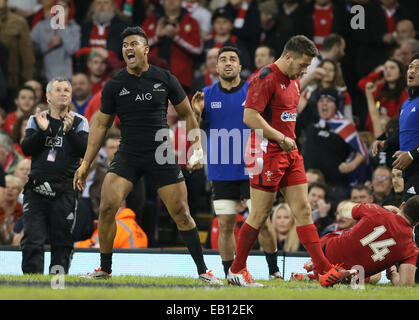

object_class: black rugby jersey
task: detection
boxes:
[100,65,186,154]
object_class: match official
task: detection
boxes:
[20,77,89,274]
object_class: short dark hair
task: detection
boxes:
[410,53,419,64]
[16,85,36,99]
[217,46,240,61]
[308,181,328,195]
[257,45,277,59]
[351,184,372,195]
[402,195,419,224]
[282,35,318,58]
[322,33,343,52]
[121,26,148,45]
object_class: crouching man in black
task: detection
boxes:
[21,77,89,274]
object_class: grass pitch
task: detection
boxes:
[0,274,418,300]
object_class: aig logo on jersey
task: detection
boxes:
[281,111,297,122]
[45,136,63,148]
[136,93,152,101]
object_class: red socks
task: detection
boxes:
[230,222,260,273]
[296,224,331,274]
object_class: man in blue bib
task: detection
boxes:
[192,46,281,280]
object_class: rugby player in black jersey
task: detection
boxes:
[74,26,221,284]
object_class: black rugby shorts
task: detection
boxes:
[108,150,185,189]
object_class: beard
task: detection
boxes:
[220,73,238,82]
[92,11,115,25]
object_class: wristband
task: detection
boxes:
[279,136,287,146]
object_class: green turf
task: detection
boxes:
[0,275,418,300]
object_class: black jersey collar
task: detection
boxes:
[408,86,419,99]
[217,79,245,94]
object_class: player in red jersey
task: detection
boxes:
[227,35,356,287]
[298,196,419,286]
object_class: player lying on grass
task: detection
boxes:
[292,196,419,287]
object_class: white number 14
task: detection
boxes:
[360,226,396,262]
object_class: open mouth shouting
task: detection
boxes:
[126,52,136,64]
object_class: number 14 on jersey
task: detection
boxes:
[360,226,396,262]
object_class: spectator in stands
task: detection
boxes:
[371,165,393,205]
[378,0,411,47]
[81,0,130,60]
[247,45,276,83]
[101,131,120,168]
[31,0,80,82]
[14,158,30,184]
[272,203,305,252]
[182,0,212,40]
[301,88,368,203]
[391,168,404,195]
[321,200,357,236]
[11,115,30,159]
[395,19,416,46]
[303,0,347,51]
[267,0,308,57]
[223,0,260,68]
[302,33,346,90]
[71,73,93,115]
[306,168,326,185]
[29,0,53,29]
[352,0,411,80]
[307,182,334,234]
[3,86,36,136]
[87,51,111,95]
[192,47,219,93]
[399,38,419,67]
[0,0,35,112]
[142,0,202,94]
[75,202,148,249]
[350,184,374,204]
[258,0,280,50]
[202,7,252,78]
[359,58,408,136]
[0,132,24,175]
[299,58,353,121]
[24,80,43,106]
[14,158,30,205]
[0,174,23,245]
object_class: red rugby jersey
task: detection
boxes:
[323,203,418,277]
[245,63,300,148]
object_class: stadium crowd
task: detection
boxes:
[0,0,418,258]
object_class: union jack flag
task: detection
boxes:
[324,113,369,163]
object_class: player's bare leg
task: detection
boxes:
[158,181,222,285]
[227,187,276,287]
[81,173,133,279]
[98,173,134,252]
[217,213,236,261]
